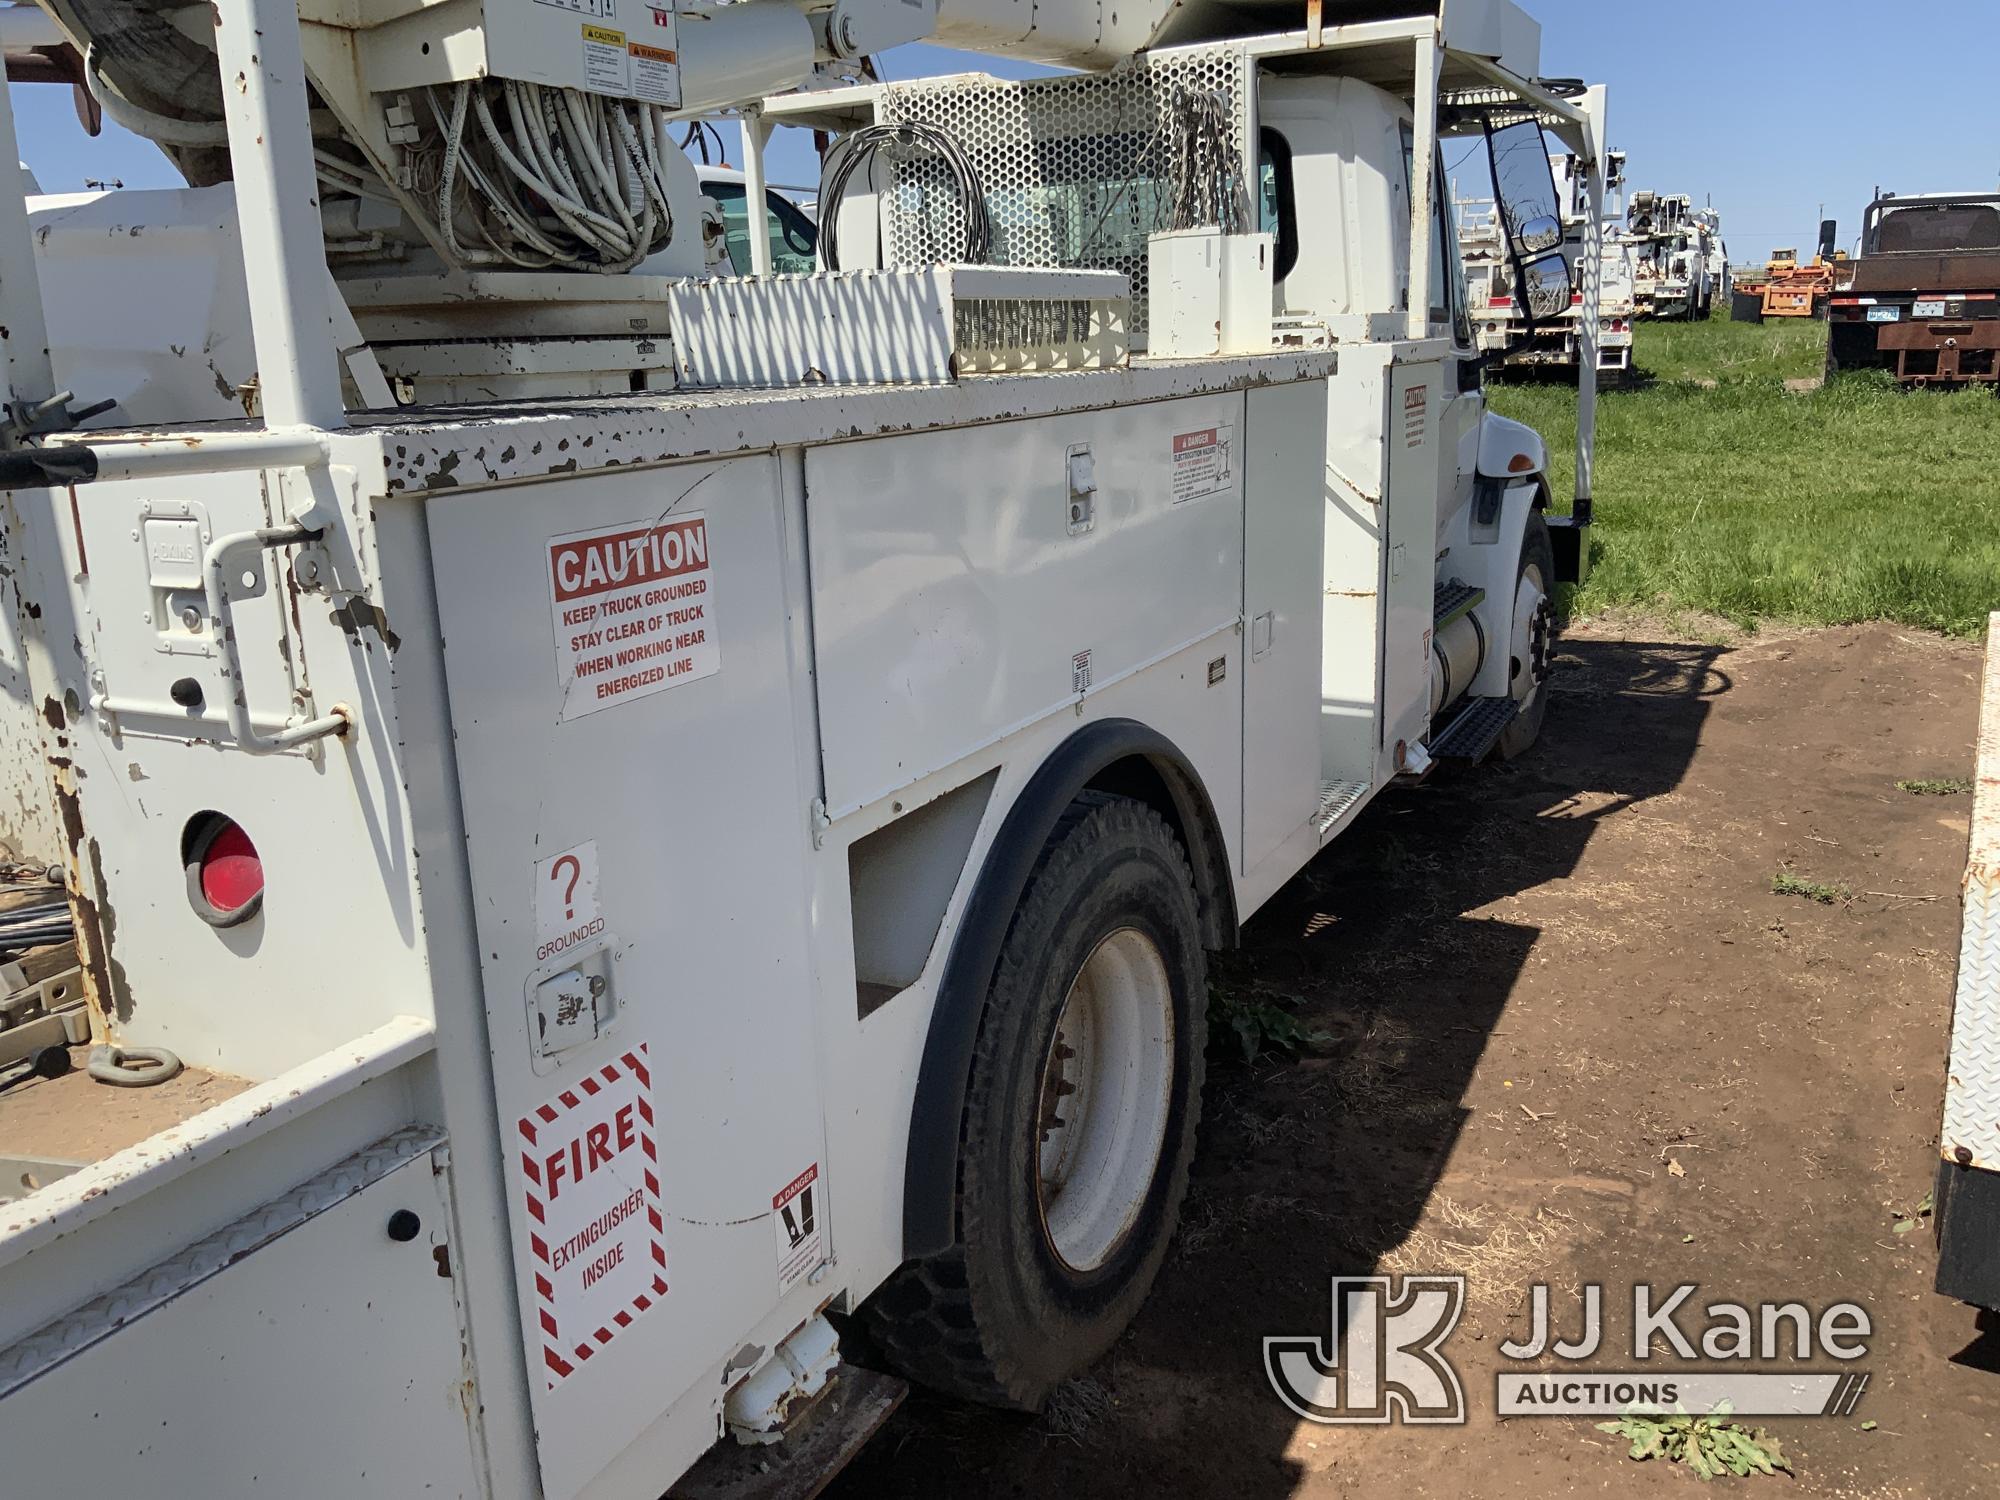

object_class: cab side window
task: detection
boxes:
[1255,127,1300,282]
[707,182,819,275]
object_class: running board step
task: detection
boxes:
[1434,581,1485,631]
[1429,696,1519,763]
[1316,779,1370,835]
[671,1366,907,1500]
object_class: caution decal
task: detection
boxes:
[549,514,720,721]
[517,1045,667,1387]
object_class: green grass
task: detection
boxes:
[1490,315,2000,639]
[1772,872,1850,905]
[1624,313,1829,385]
[1897,777,1974,796]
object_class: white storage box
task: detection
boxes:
[1146,230,1275,358]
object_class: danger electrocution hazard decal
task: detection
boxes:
[773,1163,826,1293]
[1170,423,1236,504]
[517,1045,667,1388]
[549,514,719,722]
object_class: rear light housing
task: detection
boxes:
[183,812,265,927]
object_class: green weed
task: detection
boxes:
[1209,984,1328,1064]
[1771,872,1849,905]
[1596,1411,1794,1481]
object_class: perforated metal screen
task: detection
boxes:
[874,49,1251,340]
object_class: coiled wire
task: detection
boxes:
[423,79,677,272]
[817,122,990,272]
[1162,87,1251,235]
[0,899,72,964]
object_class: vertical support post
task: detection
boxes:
[1408,29,1442,341]
[212,0,344,430]
[1574,150,1604,522]
[1235,44,1258,232]
[739,108,775,278]
[0,75,56,431]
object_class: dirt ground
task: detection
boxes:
[827,618,1999,1500]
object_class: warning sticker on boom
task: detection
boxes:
[579,23,629,96]
[772,1163,825,1292]
[1170,423,1235,504]
[628,7,682,107]
[549,514,719,721]
[517,1045,667,1388]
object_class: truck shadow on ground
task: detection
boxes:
[826,636,1731,1499]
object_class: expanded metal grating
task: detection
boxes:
[874,50,1251,340]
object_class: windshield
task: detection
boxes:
[1873,203,2000,255]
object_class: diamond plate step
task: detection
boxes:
[1434,580,1485,632]
[1316,779,1370,835]
[1429,696,1519,763]
[1942,612,2000,1173]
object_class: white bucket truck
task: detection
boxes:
[0,0,1602,1493]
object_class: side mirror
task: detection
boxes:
[1515,213,1564,256]
[1517,256,1573,320]
[1485,117,1575,332]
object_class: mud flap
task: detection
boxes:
[1935,1158,2000,1312]
[1546,514,1591,585]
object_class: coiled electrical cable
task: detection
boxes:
[816,121,990,272]
[0,899,72,963]
[421,79,676,272]
[1163,87,1250,235]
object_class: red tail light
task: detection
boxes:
[185,813,265,927]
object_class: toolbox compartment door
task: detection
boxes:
[0,1148,479,1496]
[428,458,832,1500]
[805,395,1246,820]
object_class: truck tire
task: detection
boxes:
[1497,514,1555,760]
[867,792,1206,1409]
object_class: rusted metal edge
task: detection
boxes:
[353,353,1342,497]
[669,1366,907,1500]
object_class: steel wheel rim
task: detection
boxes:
[1034,927,1176,1273]
[1511,559,1552,713]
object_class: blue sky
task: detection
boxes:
[11,0,1997,262]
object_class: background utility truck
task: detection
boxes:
[1461,97,1635,379]
[0,0,1603,1494]
[1625,190,1721,320]
[1828,191,2000,386]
